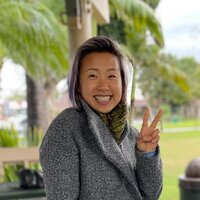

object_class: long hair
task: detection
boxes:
[68,36,128,108]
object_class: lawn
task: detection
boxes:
[132,118,200,131]
[162,118,200,128]
[159,130,200,200]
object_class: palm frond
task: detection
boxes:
[0,0,68,80]
[110,0,164,47]
[157,61,190,92]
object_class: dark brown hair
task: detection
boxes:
[68,36,128,108]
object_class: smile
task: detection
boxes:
[94,96,111,102]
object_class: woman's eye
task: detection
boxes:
[89,74,97,79]
[108,75,117,79]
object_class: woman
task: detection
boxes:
[40,36,163,200]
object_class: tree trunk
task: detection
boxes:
[44,78,57,124]
[26,74,48,134]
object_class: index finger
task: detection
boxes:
[142,107,150,128]
[150,109,163,129]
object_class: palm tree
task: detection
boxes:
[0,0,189,132]
[0,0,68,133]
[109,0,164,46]
[98,0,189,121]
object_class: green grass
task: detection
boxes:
[132,118,200,131]
[162,118,200,128]
[159,131,200,200]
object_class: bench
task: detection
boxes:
[0,147,40,178]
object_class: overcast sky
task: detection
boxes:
[1,0,200,99]
[0,59,26,99]
[156,0,200,60]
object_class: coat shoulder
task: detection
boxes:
[47,107,84,135]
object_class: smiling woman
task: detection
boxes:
[79,52,122,113]
[40,36,163,200]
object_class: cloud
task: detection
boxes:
[156,0,200,61]
[0,59,26,98]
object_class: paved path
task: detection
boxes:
[162,126,200,133]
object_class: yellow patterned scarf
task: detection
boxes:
[98,103,128,144]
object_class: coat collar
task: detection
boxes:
[80,99,136,188]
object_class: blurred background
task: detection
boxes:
[0,0,200,199]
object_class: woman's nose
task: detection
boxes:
[96,79,109,91]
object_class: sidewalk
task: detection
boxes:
[162,126,200,133]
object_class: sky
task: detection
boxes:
[156,0,200,61]
[0,59,26,99]
[1,0,200,99]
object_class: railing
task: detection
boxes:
[0,147,39,177]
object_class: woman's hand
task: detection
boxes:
[136,108,163,153]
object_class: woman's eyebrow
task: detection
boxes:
[107,68,118,72]
[85,67,118,72]
[85,68,98,72]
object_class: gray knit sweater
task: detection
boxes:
[40,100,162,200]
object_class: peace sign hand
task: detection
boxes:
[136,108,163,153]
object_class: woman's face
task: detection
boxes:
[79,52,122,113]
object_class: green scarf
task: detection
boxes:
[98,103,128,144]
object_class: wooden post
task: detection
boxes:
[65,0,110,66]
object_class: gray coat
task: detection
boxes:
[40,100,162,200]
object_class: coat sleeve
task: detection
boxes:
[135,146,163,200]
[39,119,80,200]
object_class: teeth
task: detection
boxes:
[95,96,110,101]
